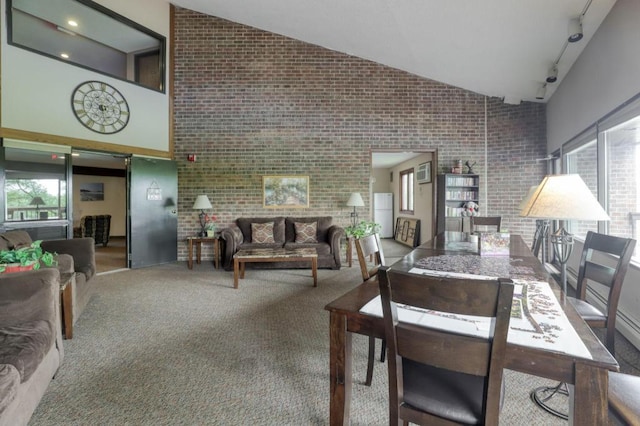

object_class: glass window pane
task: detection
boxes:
[565,140,599,239]
[604,115,640,258]
[4,148,67,222]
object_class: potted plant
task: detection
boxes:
[0,240,57,273]
[204,214,218,237]
[345,221,381,239]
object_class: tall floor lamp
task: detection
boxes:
[520,174,610,419]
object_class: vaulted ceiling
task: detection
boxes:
[167,0,617,104]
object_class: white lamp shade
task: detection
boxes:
[520,174,610,221]
[346,192,364,207]
[518,186,538,212]
[192,195,212,210]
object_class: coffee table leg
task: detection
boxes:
[233,258,239,289]
[312,257,318,287]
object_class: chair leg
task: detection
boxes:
[365,336,375,386]
[380,339,386,362]
[606,328,616,358]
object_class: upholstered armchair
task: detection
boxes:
[79,215,112,247]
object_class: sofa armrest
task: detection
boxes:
[220,226,244,270]
[327,225,345,269]
[0,269,59,328]
[41,238,96,282]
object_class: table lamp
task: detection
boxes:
[192,195,213,237]
[346,193,364,227]
[30,196,45,217]
[520,174,610,294]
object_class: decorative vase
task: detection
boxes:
[206,227,216,237]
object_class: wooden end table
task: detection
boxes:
[187,236,220,269]
[59,272,74,339]
[233,248,318,289]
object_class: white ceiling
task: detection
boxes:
[371,152,422,169]
[166,0,617,104]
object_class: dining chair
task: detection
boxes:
[470,216,501,233]
[608,371,640,425]
[354,233,386,386]
[531,231,635,420]
[377,266,514,425]
[568,231,635,357]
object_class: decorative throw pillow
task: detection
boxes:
[251,222,275,244]
[295,221,318,243]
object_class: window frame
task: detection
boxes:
[399,168,414,214]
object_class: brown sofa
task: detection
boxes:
[0,268,63,426]
[220,216,344,270]
[0,230,97,327]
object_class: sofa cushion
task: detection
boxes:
[294,221,318,243]
[0,230,33,250]
[0,320,54,383]
[286,217,332,243]
[0,364,20,415]
[251,222,275,244]
[237,217,285,244]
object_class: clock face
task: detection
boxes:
[71,81,130,134]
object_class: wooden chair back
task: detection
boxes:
[378,267,514,425]
[572,231,635,355]
[355,233,385,281]
[471,216,502,233]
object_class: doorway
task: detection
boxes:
[72,150,128,273]
[371,150,437,245]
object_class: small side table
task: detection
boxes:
[59,272,74,339]
[187,236,220,269]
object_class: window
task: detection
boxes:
[3,147,67,222]
[565,139,599,239]
[603,115,640,248]
[7,0,165,92]
[400,168,414,213]
[560,95,640,260]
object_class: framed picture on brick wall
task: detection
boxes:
[263,175,309,208]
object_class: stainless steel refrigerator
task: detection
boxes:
[373,193,394,238]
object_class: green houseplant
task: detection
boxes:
[345,221,381,239]
[0,240,57,273]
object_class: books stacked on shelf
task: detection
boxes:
[445,206,465,217]
[446,176,477,186]
[445,190,477,201]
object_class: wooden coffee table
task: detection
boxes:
[233,248,318,289]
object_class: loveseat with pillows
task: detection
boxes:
[220,216,344,270]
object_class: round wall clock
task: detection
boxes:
[71,81,130,134]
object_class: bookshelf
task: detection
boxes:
[436,173,480,233]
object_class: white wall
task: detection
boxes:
[0,0,171,152]
[547,0,640,151]
[73,174,127,236]
[387,153,434,245]
[547,0,640,350]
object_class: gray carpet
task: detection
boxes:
[30,256,606,425]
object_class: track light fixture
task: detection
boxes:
[536,84,547,100]
[568,16,583,43]
[546,64,558,83]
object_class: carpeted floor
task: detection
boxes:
[29,240,638,425]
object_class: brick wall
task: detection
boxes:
[173,8,546,260]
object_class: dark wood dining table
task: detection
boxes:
[324,232,619,425]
